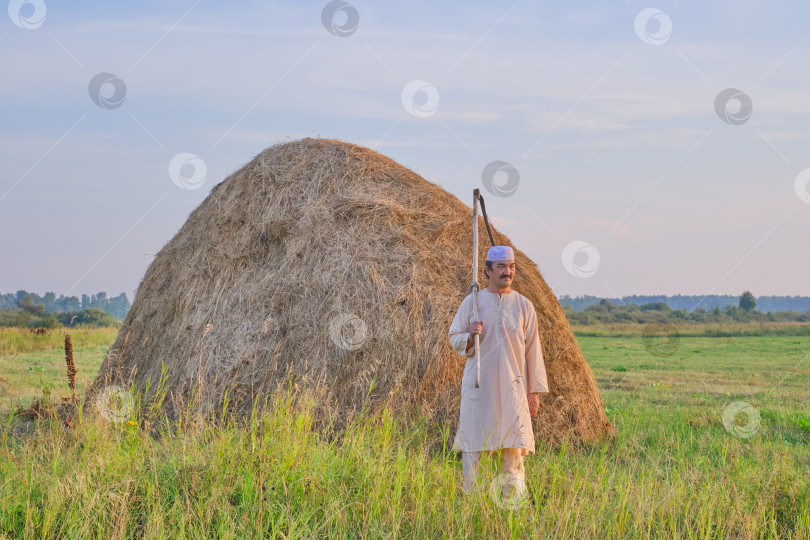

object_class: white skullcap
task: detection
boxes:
[487,245,514,261]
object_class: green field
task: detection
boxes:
[0,327,808,538]
[0,328,116,408]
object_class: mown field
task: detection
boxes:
[0,326,808,539]
[0,327,115,408]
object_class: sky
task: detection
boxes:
[1,0,809,301]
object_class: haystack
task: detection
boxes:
[89,137,614,447]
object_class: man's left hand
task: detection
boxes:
[527,393,540,416]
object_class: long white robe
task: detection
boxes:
[448,288,549,455]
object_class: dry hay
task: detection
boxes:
[89,137,615,448]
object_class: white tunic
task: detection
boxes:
[448,288,549,455]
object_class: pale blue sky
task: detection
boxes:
[1,0,809,300]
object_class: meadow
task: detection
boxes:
[0,326,808,539]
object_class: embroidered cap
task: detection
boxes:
[486,245,514,262]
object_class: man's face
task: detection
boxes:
[487,260,515,287]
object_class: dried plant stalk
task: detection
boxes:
[65,334,77,406]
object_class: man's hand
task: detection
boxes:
[466,320,483,353]
[527,393,540,416]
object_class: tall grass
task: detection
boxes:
[0,378,808,539]
[1,329,808,538]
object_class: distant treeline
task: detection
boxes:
[562,298,809,326]
[0,290,130,320]
[558,294,810,313]
[0,306,120,329]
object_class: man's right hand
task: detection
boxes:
[466,320,483,354]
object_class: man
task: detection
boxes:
[448,245,549,499]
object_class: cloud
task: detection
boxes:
[578,216,654,242]
[490,216,517,227]
[3,2,810,295]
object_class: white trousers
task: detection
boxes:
[461,447,526,496]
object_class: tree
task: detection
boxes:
[64,296,81,312]
[107,293,131,319]
[739,291,757,312]
[32,314,61,329]
[43,292,56,312]
[55,308,118,327]
[17,296,47,317]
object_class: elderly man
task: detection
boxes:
[448,245,549,499]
